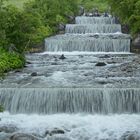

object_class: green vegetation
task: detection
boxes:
[0,105,4,112]
[5,0,30,9]
[79,0,109,12]
[24,0,78,33]
[0,48,25,75]
[0,2,51,52]
[107,0,140,35]
[0,0,79,75]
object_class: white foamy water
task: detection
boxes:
[0,112,140,140]
[75,16,116,24]
[40,51,132,56]
[65,24,121,34]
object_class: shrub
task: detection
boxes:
[25,0,78,33]
[107,0,140,35]
[78,0,109,12]
[0,4,51,52]
[0,49,25,74]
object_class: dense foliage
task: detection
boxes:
[0,2,51,52]
[79,0,108,12]
[25,0,78,33]
[0,0,78,75]
[1,0,79,50]
[107,0,140,35]
[0,48,25,76]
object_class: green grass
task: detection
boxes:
[5,0,32,9]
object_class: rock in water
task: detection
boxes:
[95,62,107,66]
[122,24,130,34]
[68,16,75,23]
[29,43,44,53]
[0,132,11,140]
[10,133,42,140]
[26,61,32,64]
[0,125,18,133]
[45,128,65,136]
[14,70,22,73]
[59,54,66,60]
[31,72,38,77]
[132,34,140,52]
[46,136,71,140]
[121,131,140,140]
[103,12,109,17]
[99,55,110,58]
[58,23,65,31]
[78,6,84,16]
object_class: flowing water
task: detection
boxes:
[0,15,140,140]
[0,88,140,114]
[45,33,130,52]
[65,24,122,34]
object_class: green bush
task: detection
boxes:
[107,0,140,35]
[25,0,78,33]
[0,4,51,52]
[0,49,25,74]
[78,0,109,12]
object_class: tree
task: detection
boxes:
[25,0,78,33]
[107,0,140,35]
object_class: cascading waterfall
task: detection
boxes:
[0,88,140,114]
[45,38,130,52]
[45,35,130,52]
[0,14,139,140]
[45,16,130,52]
[65,24,121,34]
[75,16,116,24]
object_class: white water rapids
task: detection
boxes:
[1,113,140,140]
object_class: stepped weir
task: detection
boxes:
[0,88,140,114]
[0,15,140,140]
[45,16,131,52]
